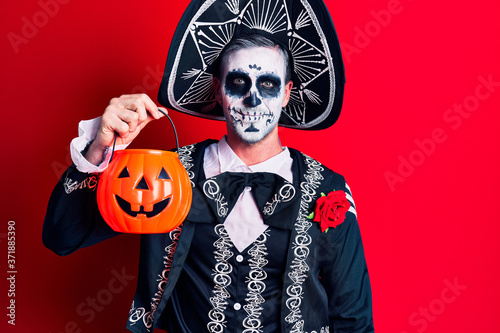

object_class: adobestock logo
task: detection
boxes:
[130,64,164,95]
[341,0,405,64]
[385,74,499,192]
[50,266,136,333]
[7,0,71,54]
[76,267,135,324]
[52,144,72,180]
[400,277,467,333]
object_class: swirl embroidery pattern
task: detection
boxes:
[177,143,196,187]
[242,230,270,332]
[203,179,229,217]
[207,224,234,332]
[127,226,183,331]
[127,143,197,331]
[263,183,296,216]
[291,323,330,333]
[286,154,324,332]
[64,174,100,194]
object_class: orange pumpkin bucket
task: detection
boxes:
[97,111,192,233]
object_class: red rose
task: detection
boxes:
[312,190,350,233]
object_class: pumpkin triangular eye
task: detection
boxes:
[118,167,130,178]
[136,177,150,190]
[158,167,171,180]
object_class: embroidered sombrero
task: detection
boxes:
[158,0,345,130]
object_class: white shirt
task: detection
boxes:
[71,118,293,251]
[204,136,293,251]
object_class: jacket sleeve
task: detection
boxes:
[42,165,119,256]
[320,180,374,332]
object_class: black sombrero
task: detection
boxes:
[158,0,345,130]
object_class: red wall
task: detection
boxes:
[2,0,499,332]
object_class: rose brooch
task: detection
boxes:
[307,190,351,233]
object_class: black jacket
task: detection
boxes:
[43,139,374,332]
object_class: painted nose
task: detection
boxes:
[243,92,262,107]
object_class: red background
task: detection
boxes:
[2,0,499,332]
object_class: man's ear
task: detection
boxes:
[281,80,293,107]
[213,77,222,105]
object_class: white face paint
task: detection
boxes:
[218,46,290,144]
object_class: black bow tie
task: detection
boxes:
[190,172,300,229]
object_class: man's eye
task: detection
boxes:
[233,78,245,85]
[261,81,275,88]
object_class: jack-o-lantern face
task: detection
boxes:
[97,149,192,233]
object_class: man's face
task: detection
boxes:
[217,46,292,144]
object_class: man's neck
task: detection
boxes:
[225,128,283,166]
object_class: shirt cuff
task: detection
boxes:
[70,117,129,173]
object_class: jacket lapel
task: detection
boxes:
[280,149,326,332]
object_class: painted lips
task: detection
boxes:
[229,107,274,121]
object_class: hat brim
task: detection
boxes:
[158,0,345,130]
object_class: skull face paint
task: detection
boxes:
[225,71,282,101]
[218,46,291,144]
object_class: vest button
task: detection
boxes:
[234,302,242,311]
[236,255,244,262]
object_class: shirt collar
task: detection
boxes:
[217,136,293,182]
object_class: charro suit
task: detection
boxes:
[43,139,373,333]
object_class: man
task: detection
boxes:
[83,35,293,178]
[44,1,373,332]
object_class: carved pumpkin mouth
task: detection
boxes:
[115,195,171,218]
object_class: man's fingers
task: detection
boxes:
[96,94,166,147]
[115,94,161,120]
[88,94,166,164]
[157,107,168,118]
[101,109,133,137]
[143,97,162,119]
[135,107,168,132]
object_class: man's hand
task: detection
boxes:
[85,94,167,166]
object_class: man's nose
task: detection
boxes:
[243,91,262,107]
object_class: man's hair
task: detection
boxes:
[214,34,293,83]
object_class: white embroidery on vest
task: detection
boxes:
[289,320,330,333]
[286,154,324,332]
[207,224,234,332]
[242,229,270,332]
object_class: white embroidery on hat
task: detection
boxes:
[168,0,337,129]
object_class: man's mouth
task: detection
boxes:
[229,107,273,121]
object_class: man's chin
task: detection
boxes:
[234,127,265,144]
[228,116,280,144]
